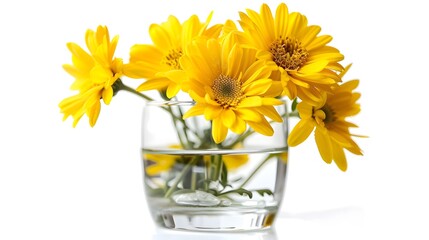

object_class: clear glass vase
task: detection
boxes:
[141,101,289,232]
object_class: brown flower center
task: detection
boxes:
[163,48,182,69]
[313,104,336,127]
[212,74,243,108]
[321,105,336,125]
[269,37,308,70]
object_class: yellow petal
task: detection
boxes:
[315,128,333,164]
[275,3,288,38]
[296,87,323,106]
[166,82,180,99]
[242,61,272,85]
[256,50,273,60]
[256,106,283,122]
[136,78,169,92]
[288,119,314,146]
[238,96,262,108]
[236,108,263,122]
[223,154,248,170]
[307,52,344,63]
[300,25,321,47]
[102,86,113,105]
[149,24,173,49]
[329,131,353,148]
[247,118,274,136]
[122,62,159,79]
[129,44,164,63]
[183,105,205,119]
[204,105,222,120]
[212,118,228,143]
[67,43,94,69]
[243,79,272,95]
[188,90,205,103]
[306,35,332,51]
[262,98,284,106]
[221,108,236,128]
[225,42,243,78]
[296,102,313,119]
[230,116,246,134]
[87,99,101,127]
[339,64,352,78]
[332,142,347,171]
[260,4,275,39]
[182,15,201,47]
[264,80,283,97]
[298,60,329,74]
[339,80,359,92]
[286,12,303,36]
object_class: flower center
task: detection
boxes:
[314,104,336,127]
[321,105,336,124]
[212,74,243,108]
[163,48,182,69]
[269,37,308,70]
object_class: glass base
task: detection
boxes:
[155,207,277,232]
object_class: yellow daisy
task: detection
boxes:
[181,34,284,143]
[59,26,123,127]
[123,13,223,98]
[145,153,248,176]
[238,3,344,105]
[288,66,363,171]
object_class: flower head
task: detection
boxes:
[145,152,248,176]
[238,3,344,105]
[59,26,123,127]
[124,13,223,98]
[180,34,283,143]
[288,66,363,171]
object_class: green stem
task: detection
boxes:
[211,155,223,181]
[117,81,155,102]
[164,156,199,198]
[117,81,202,148]
[175,103,192,144]
[238,154,275,189]
[191,169,197,191]
[167,105,189,149]
[288,111,299,118]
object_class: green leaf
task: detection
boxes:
[291,98,298,112]
[220,188,253,198]
[220,161,228,187]
[234,188,253,198]
[255,189,273,197]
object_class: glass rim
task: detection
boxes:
[145,100,196,107]
[144,99,288,107]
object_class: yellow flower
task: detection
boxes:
[238,3,344,105]
[144,155,178,177]
[144,145,248,176]
[288,66,363,171]
[124,13,223,98]
[181,34,284,143]
[59,26,123,127]
[222,154,248,170]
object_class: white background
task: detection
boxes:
[1,0,428,239]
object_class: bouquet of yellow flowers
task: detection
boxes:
[59,3,363,231]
